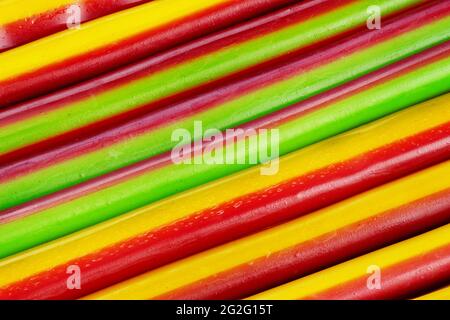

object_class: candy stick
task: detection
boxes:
[2,41,448,223]
[1,5,449,210]
[4,127,450,300]
[0,98,448,299]
[414,286,450,300]
[2,44,447,224]
[0,0,332,106]
[0,0,154,52]
[160,190,450,300]
[0,0,427,106]
[249,223,450,300]
[0,0,417,151]
[0,0,364,153]
[80,164,450,300]
[0,0,339,123]
[0,46,449,258]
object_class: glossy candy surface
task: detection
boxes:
[0,0,448,301]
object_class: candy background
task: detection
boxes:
[0,0,449,300]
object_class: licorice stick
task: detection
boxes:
[249,223,450,300]
[2,0,435,151]
[0,0,345,106]
[2,34,449,178]
[159,190,450,300]
[80,163,450,300]
[3,44,448,223]
[0,0,339,122]
[0,0,428,106]
[4,126,450,300]
[414,286,450,300]
[0,99,448,299]
[0,0,154,52]
[1,6,449,211]
[0,47,449,259]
